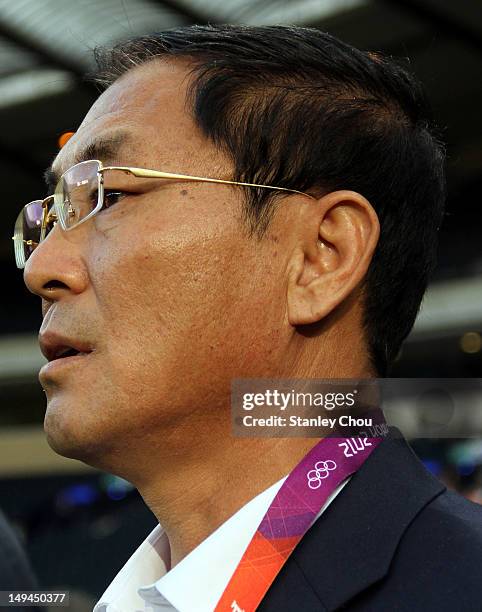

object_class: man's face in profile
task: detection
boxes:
[23,60,295,472]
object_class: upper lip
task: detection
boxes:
[39,331,94,362]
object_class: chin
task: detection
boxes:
[43,401,108,467]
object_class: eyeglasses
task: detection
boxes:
[13,159,314,269]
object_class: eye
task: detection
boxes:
[103,190,127,210]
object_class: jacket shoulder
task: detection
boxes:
[349,490,482,611]
[406,488,482,553]
[383,488,482,607]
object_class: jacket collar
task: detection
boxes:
[292,429,446,611]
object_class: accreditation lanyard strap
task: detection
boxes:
[215,424,386,611]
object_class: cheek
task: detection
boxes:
[87,209,287,414]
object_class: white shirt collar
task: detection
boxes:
[94,476,349,612]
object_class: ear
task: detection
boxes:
[287,190,380,325]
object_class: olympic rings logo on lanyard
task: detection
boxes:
[306,459,337,489]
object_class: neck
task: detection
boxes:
[133,433,320,567]
[124,330,372,567]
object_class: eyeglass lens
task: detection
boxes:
[13,200,44,268]
[54,160,101,230]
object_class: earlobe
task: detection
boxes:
[286,190,379,327]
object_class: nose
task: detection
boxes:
[23,223,89,308]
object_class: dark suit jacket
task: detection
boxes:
[0,508,40,612]
[0,509,37,591]
[259,430,482,611]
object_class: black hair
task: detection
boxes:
[92,24,446,375]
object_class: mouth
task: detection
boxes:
[39,342,94,384]
[50,346,91,361]
[39,332,95,364]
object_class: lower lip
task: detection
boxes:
[39,352,93,382]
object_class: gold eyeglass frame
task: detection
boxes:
[13,159,315,268]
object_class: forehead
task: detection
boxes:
[53,59,217,176]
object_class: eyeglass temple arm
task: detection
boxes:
[101,166,314,199]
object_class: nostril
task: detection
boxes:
[43,280,68,291]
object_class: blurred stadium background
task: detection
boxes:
[0,0,481,606]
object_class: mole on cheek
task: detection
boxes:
[180,189,188,196]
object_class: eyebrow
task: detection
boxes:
[44,131,133,191]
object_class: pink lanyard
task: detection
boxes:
[215,420,386,611]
